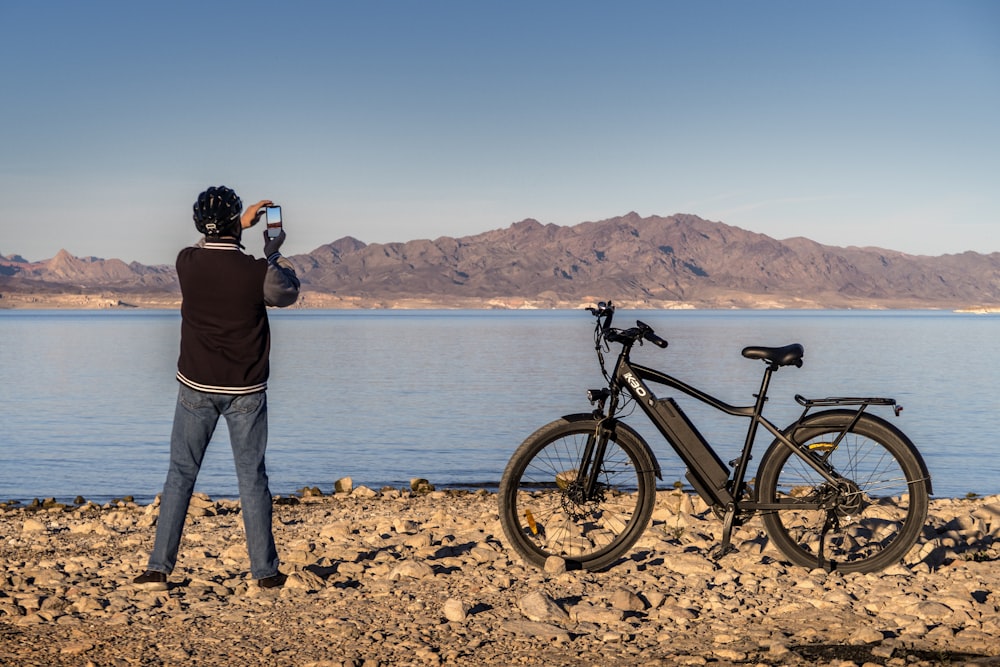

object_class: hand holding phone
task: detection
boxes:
[263,228,285,259]
[265,206,282,239]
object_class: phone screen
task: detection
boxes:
[265,206,282,238]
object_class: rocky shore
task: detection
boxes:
[2,486,999,666]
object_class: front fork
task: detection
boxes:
[574,427,608,501]
[577,387,613,500]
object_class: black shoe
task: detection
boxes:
[257,572,287,589]
[133,570,168,591]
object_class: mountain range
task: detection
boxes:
[3,213,999,309]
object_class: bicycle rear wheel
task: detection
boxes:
[757,411,930,573]
[499,416,657,571]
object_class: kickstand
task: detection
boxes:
[817,511,836,572]
[711,506,738,561]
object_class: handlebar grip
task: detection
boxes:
[635,320,668,349]
[645,331,668,349]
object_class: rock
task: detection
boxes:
[187,494,216,517]
[767,641,792,658]
[59,641,94,656]
[570,603,624,624]
[610,587,645,612]
[284,569,325,592]
[660,552,717,576]
[410,478,435,494]
[848,627,884,644]
[334,477,353,494]
[388,561,435,580]
[500,620,570,643]
[644,589,667,610]
[517,591,567,622]
[912,600,955,621]
[543,556,566,575]
[25,568,67,587]
[442,598,469,622]
[319,521,353,540]
[69,521,111,536]
[712,648,747,662]
[393,518,420,534]
[21,518,46,533]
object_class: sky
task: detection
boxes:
[1,1,997,266]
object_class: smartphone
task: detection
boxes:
[265,206,282,239]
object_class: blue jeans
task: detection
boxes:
[147,384,279,580]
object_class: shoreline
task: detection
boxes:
[2,488,999,664]
[0,482,492,512]
[3,289,999,312]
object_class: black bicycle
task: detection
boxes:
[499,301,931,573]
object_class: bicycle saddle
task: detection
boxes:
[741,343,804,368]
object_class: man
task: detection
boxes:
[134,185,300,591]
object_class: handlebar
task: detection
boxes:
[608,321,669,349]
[587,301,668,349]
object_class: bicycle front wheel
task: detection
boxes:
[498,416,657,571]
[758,411,930,573]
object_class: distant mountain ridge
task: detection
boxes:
[3,213,999,309]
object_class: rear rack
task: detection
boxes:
[795,394,902,416]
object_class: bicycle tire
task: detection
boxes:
[757,410,929,573]
[498,415,657,571]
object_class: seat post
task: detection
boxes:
[754,363,776,412]
[729,364,776,501]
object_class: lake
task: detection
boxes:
[1,308,997,503]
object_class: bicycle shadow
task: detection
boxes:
[916,502,1000,568]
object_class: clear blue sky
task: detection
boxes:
[2,1,997,265]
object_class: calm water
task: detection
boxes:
[1,309,997,503]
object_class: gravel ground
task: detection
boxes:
[2,487,1000,666]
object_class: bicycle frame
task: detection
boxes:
[601,337,895,516]
[615,358,785,507]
